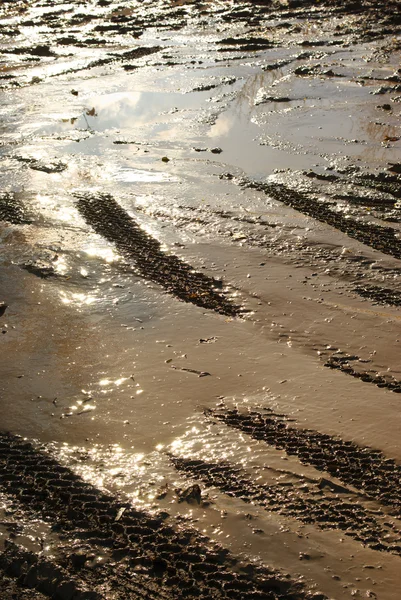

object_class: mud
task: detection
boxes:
[0,432,319,600]
[0,192,30,225]
[242,180,401,261]
[210,407,401,516]
[170,455,401,556]
[323,351,401,393]
[1,0,401,598]
[353,284,401,307]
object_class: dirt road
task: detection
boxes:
[0,0,400,598]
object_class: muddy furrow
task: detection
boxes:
[74,192,239,316]
[209,408,401,517]
[244,181,401,260]
[170,455,401,556]
[0,432,323,600]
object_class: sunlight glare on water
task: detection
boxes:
[59,291,98,306]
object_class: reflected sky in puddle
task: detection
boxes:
[76,90,200,133]
[208,106,312,177]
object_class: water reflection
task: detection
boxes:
[84,92,142,130]
[82,90,199,132]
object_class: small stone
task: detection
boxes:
[176,484,202,504]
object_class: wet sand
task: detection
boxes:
[1,0,401,598]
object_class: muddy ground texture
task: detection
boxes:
[1,0,401,599]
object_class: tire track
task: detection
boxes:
[324,351,401,393]
[0,432,324,600]
[0,540,175,600]
[74,192,240,316]
[243,180,401,260]
[170,455,401,556]
[353,284,401,307]
[0,559,50,600]
[209,407,401,517]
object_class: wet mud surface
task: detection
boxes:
[0,432,319,600]
[241,179,401,261]
[0,192,30,225]
[170,454,401,556]
[1,0,401,598]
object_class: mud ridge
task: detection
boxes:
[170,455,401,555]
[243,180,401,260]
[0,432,323,600]
[209,408,401,517]
[74,192,239,316]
